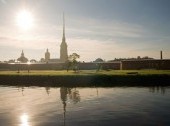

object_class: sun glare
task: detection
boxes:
[20,113,29,126]
[16,10,33,30]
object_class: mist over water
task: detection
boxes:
[0,86,170,126]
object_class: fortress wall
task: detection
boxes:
[121,60,170,70]
[2,60,170,71]
[79,62,120,70]
[0,62,121,71]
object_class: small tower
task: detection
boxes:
[60,13,68,63]
[45,48,50,62]
[160,50,163,60]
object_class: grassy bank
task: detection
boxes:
[0,70,170,87]
[0,70,170,75]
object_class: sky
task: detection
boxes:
[0,0,170,62]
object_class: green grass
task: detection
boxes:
[0,70,170,76]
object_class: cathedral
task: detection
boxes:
[45,14,68,63]
[17,50,28,63]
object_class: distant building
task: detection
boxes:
[45,48,50,62]
[121,59,170,70]
[17,50,28,63]
[48,58,61,63]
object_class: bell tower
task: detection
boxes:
[45,48,50,62]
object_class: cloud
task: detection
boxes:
[67,17,147,41]
[0,36,57,50]
[1,0,6,4]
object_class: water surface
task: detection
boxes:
[0,85,170,126]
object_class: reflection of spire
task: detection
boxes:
[60,87,67,126]
[63,101,66,126]
[60,87,81,126]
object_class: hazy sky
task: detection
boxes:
[0,0,170,61]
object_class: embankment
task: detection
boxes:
[0,74,170,87]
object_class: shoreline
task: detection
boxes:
[0,74,170,87]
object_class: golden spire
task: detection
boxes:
[62,12,66,42]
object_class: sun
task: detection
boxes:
[16,10,33,30]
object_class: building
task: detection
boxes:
[120,51,170,70]
[17,50,28,63]
[121,59,170,70]
[45,49,50,62]
[45,13,68,63]
[60,14,68,63]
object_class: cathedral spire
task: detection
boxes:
[60,13,68,62]
[62,12,65,42]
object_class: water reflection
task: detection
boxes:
[60,87,68,126]
[0,86,170,126]
[69,88,81,104]
[18,86,25,96]
[45,87,50,96]
[20,113,30,126]
[60,87,80,126]
[96,88,99,97]
[60,87,80,104]
[149,86,166,94]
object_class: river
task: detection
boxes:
[0,85,170,126]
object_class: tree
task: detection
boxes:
[30,59,37,63]
[40,58,45,62]
[8,59,15,63]
[66,53,80,72]
[93,58,104,63]
[96,63,102,72]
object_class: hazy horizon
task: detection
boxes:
[0,0,170,62]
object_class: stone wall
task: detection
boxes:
[121,59,170,70]
[0,62,121,71]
